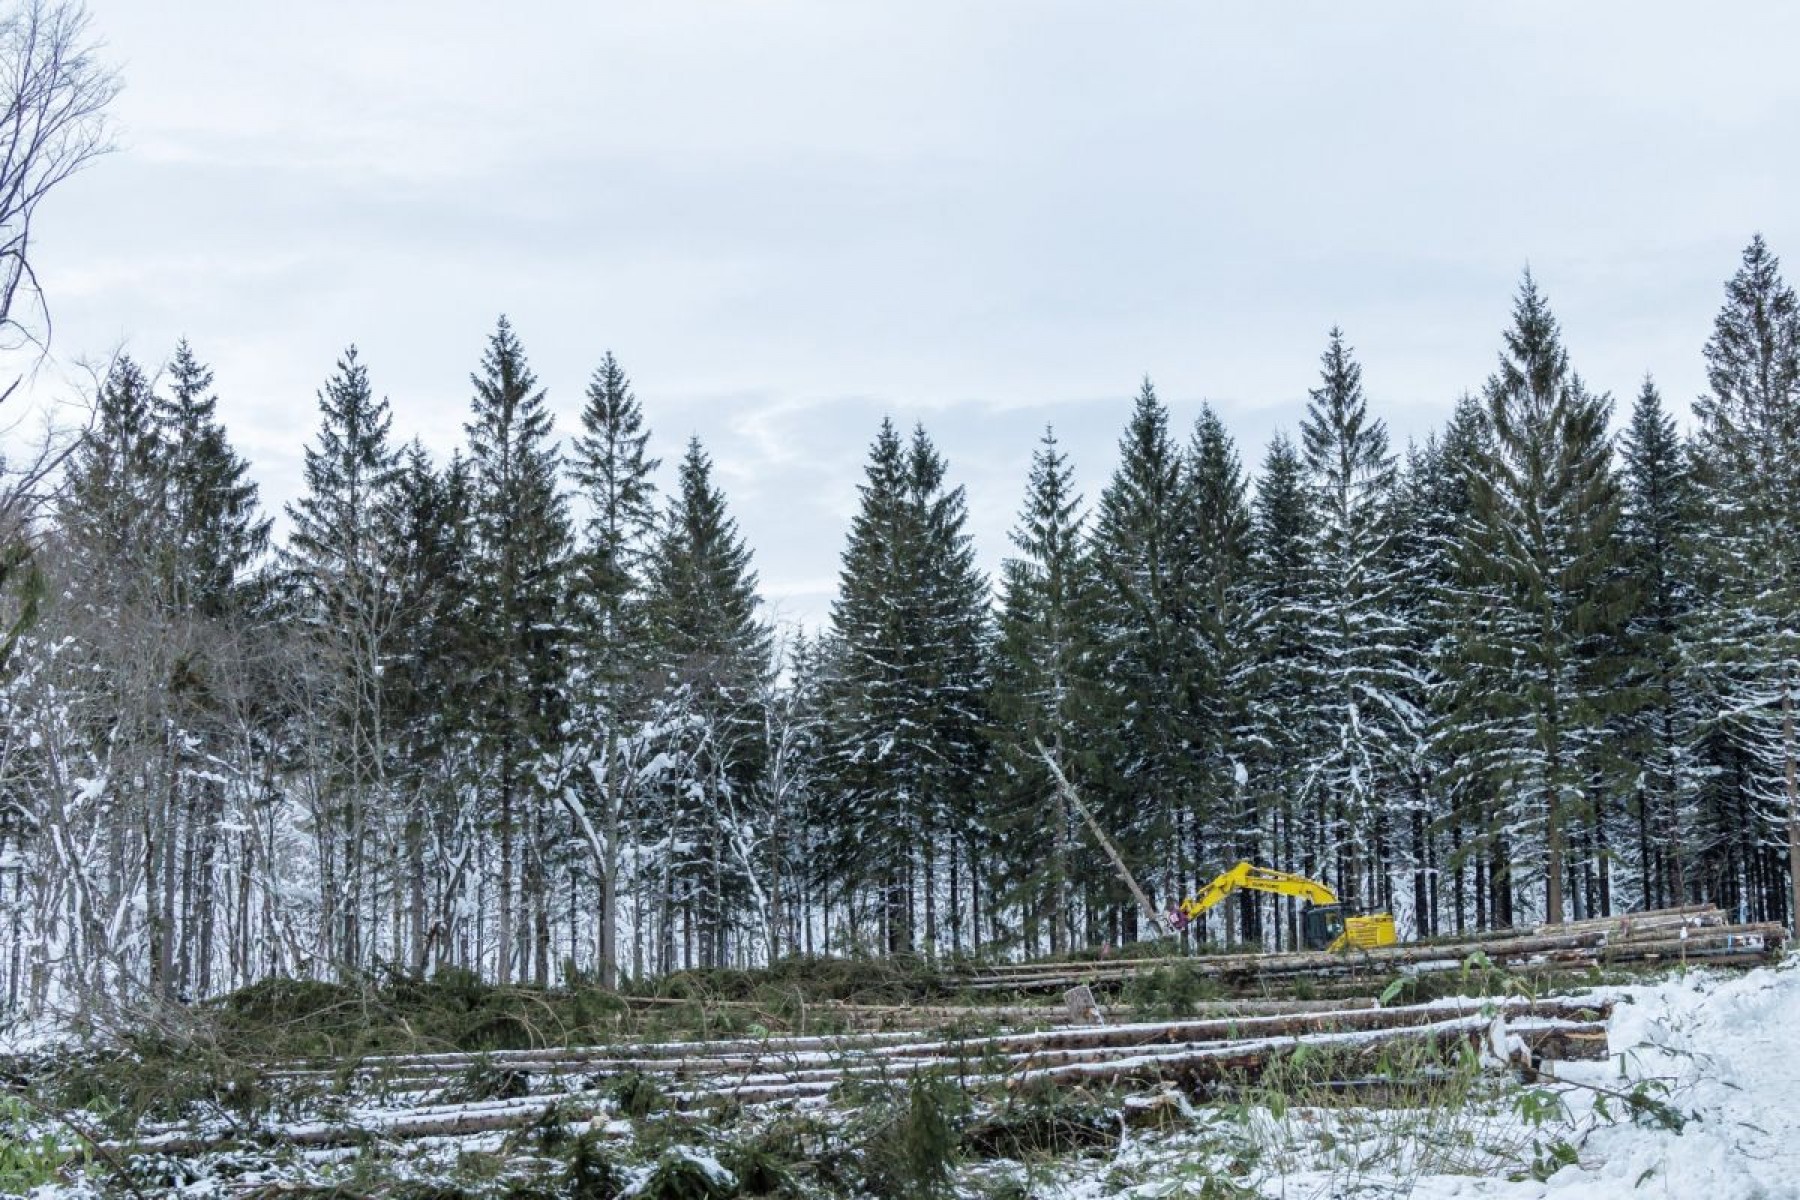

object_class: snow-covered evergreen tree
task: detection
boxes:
[1385,440,1447,934]
[1458,275,1626,924]
[826,420,989,956]
[145,341,271,995]
[1244,433,1316,946]
[1416,396,1516,928]
[1691,235,1800,929]
[156,340,269,619]
[382,442,479,974]
[1616,378,1702,910]
[642,438,770,970]
[1184,406,1257,941]
[1297,329,1418,914]
[1084,380,1199,940]
[990,427,1089,954]
[283,345,405,975]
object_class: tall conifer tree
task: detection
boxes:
[63,356,166,595]
[156,340,269,617]
[464,317,571,985]
[990,428,1088,953]
[1086,380,1197,939]
[56,355,181,994]
[1185,407,1256,938]
[643,438,770,969]
[827,420,989,955]
[826,421,913,951]
[1298,330,1415,912]
[566,351,659,986]
[150,341,270,995]
[1419,396,1509,929]
[1692,235,1800,928]
[1616,379,1700,909]
[284,345,403,974]
[905,426,991,954]
[382,442,478,973]
[1459,275,1626,924]
[1245,433,1315,946]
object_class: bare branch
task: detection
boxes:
[0,0,118,361]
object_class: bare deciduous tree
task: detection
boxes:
[0,0,117,374]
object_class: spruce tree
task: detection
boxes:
[55,354,179,994]
[1297,330,1415,914]
[642,438,770,969]
[150,341,270,996]
[826,420,914,952]
[156,340,270,617]
[283,345,403,974]
[464,317,572,985]
[1459,274,1626,924]
[61,355,168,616]
[1417,396,1511,929]
[1385,440,1448,934]
[566,350,659,986]
[1691,234,1800,929]
[1184,406,1256,940]
[905,425,991,955]
[827,420,989,955]
[1616,378,1700,909]
[286,347,399,598]
[382,442,478,973]
[1244,433,1315,946]
[990,428,1088,953]
[570,351,659,633]
[1085,379,1198,940]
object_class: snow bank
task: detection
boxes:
[1517,959,1800,1199]
[1400,959,1800,1199]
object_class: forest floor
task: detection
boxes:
[0,935,1794,1199]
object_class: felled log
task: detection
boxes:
[120,1094,608,1156]
[1003,1016,1601,1092]
[957,914,1781,995]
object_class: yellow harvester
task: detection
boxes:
[1167,861,1397,952]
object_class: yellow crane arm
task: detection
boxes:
[1169,861,1338,929]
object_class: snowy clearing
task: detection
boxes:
[1018,958,1800,1200]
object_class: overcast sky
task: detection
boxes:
[18,2,1800,627]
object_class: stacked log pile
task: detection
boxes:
[100,907,1782,1163]
[953,904,1785,996]
[125,996,1610,1155]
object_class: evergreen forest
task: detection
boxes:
[5,240,1799,1016]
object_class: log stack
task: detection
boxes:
[952,904,1785,996]
[117,995,1612,1155]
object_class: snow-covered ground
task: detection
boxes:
[1019,958,1799,1200]
[1479,959,1800,1200]
[11,959,1798,1198]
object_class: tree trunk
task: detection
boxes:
[498,750,514,986]
[408,790,426,975]
[1544,756,1565,925]
[599,840,619,989]
[532,798,551,987]
[194,781,222,997]
[1411,807,1429,939]
[1785,678,1799,934]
